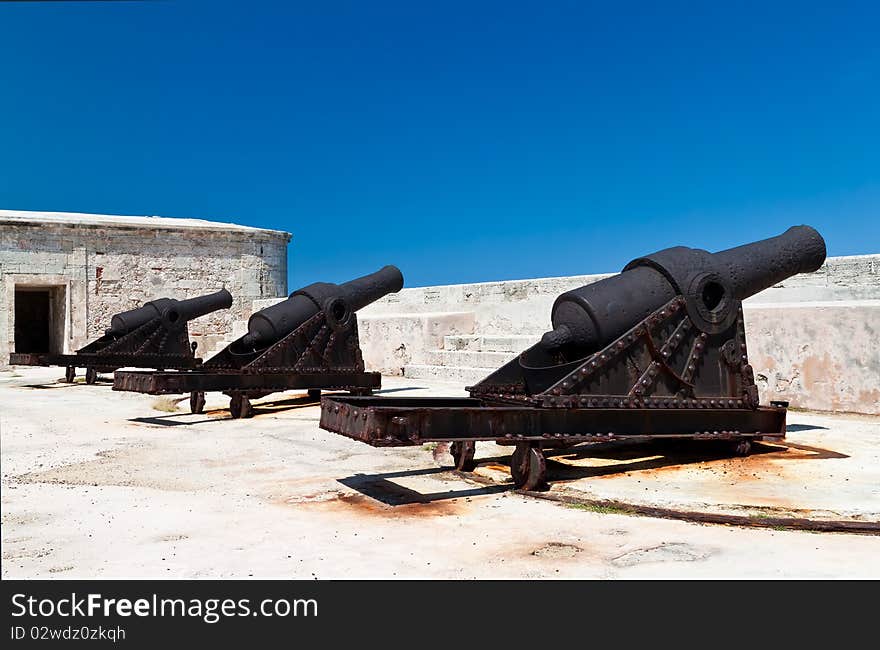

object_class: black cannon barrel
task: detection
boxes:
[160,289,234,327]
[240,265,404,350]
[711,225,826,299]
[106,289,233,335]
[539,225,826,356]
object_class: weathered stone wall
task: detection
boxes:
[745,302,879,413]
[1,216,289,367]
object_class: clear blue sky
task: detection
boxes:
[1,1,878,289]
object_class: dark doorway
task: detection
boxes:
[14,289,51,353]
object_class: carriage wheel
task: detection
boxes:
[450,441,477,472]
[190,391,206,414]
[510,443,547,491]
[732,439,752,456]
[64,366,76,383]
[229,394,242,418]
[85,368,98,385]
[229,394,253,419]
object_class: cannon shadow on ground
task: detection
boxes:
[337,469,510,505]
[20,378,115,389]
[129,386,427,426]
[468,436,849,486]
[349,434,851,503]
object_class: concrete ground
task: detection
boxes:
[1,366,878,579]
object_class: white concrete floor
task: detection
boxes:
[1,367,878,579]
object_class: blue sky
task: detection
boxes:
[1,1,878,289]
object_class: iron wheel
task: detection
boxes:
[229,394,243,418]
[190,391,206,414]
[732,439,752,456]
[511,443,547,490]
[450,441,477,471]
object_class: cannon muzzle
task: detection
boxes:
[539,225,826,357]
[106,288,233,336]
[158,289,233,328]
[239,265,404,350]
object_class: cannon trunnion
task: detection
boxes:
[113,266,404,418]
[8,288,233,383]
[319,226,827,490]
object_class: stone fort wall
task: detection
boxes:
[1,214,289,367]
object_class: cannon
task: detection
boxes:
[9,289,233,384]
[319,226,827,489]
[113,266,404,417]
[106,290,233,337]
